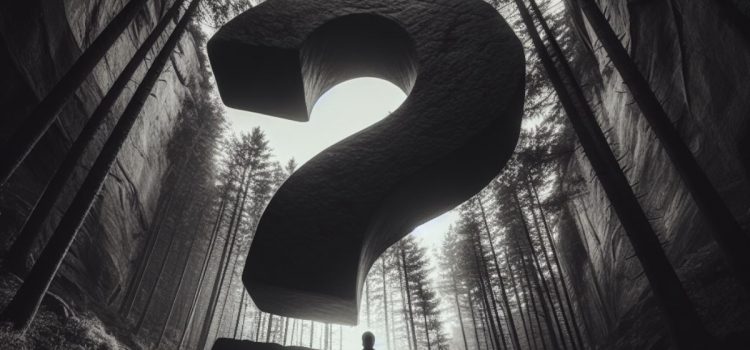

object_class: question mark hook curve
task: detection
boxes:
[208,0,525,325]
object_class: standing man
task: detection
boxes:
[362,332,375,350]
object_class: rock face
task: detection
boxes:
[560,0,750,347]
[0,0,203,320]
[209,0,525,324]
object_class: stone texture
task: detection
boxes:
[560,0,750,347]
[212,339,313,350]
[209,0,525,324]
[0,0,203,318]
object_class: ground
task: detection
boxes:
[0,270,126,350]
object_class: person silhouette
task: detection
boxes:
[362,331,375,350]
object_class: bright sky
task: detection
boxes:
[226,78,402,166]
[224,76,459,250]
[225,78,460,349]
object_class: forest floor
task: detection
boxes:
[0,270,127,350]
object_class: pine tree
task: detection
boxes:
[285,158,297,176]
[395,246,416,350]
[400,236,448,350]
[524,170,585,348]
[0,0,151,185]
[0,0,203,332]
[507,0,713,345]
[438,232,469,350]
[155,210,208,347]
[177,187,228,349]
[473,195,522,350]
[4,0,190,276]
[195,128,276,347]
[399,240,420,350]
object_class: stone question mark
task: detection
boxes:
[208,0,525,325]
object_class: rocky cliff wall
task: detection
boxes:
[0,0,204,319]
[559,0,750,348]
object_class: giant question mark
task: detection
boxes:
[208,0,525,325]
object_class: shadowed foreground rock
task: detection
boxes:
[212,339,313,350]
[208,0,525,324]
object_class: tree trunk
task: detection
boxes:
[4,0,188,277]
[309,321,314,348]
[467,290,483,350]
[524,187,576,349]
[325,323,330,350]
[289,319,297,346]
[120,153,211,316]
[477,301,493,350]
[477,235,508,350]
[155,212,206,347]
[233,291,246,339]
[266,314,274,342]
[476,197,522,350]
[421,293,432,350]
[177,190,229,350]
[577,0,750,291]
[520,255,545,350]
[0,0,150,185]
[528,176,585,348]
[512,0,712,346]
[512,190,565,350]
[504,246,534,350]
[240,305,248,339]
[450,266,470,350]
[197,168,251,349]
[365,278,371,328]
[255,313,264,342]
[381,259,392,350]
[0,0,201,332]
[566,204,612,337]
[297,320,305,346]
[241,298,250,338]
[216,254,244,337]
[400,245,419,350]
[397,255,415,350]
[119,175,180,316]
[135,189,198,333]
[389,288,397,350]
[469,234,501,350]
[282,317,290,345]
